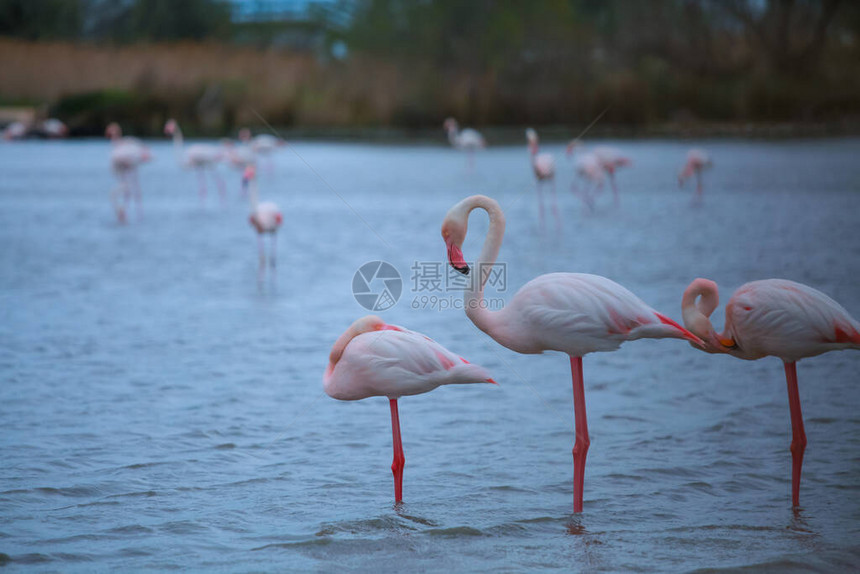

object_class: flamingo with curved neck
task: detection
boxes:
[442,195,703,512]
[324,315,496,502]
[443,117,485,169]
[164,119,225,203]
[682,277,860,507]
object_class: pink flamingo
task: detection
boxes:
[324,315,496,502]
[106,123,151,223]
[682,278,860,507]
[164,119,226,203]
[444,118,486,168]
[442,195,703,512]
[39,118,68,138]
[566,147,605,213]
[678,148,712,203]
[247,131,285,173]
[526,128,559,230]
[591,146,631,206]
[244,166,282,272]
[2,121,28,140]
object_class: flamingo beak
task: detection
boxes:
[446,240,469,275]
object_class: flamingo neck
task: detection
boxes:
[461,196,506,335]
[681,278,725,352]
[325,315,385,378]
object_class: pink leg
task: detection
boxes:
[269,233,277,268]
[695,171,704,203]
[257,234,266,268]
[389,398,405,502]
[570,356,590,513]
[610,173,619,207]
[784,361,807,507]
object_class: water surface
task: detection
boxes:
[1,138,859,572]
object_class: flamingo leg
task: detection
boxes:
[609,171,619,207]
[694,170,704,203]
[130,169,143,219]
[536,181,545,231]
[784,361,807,507]
[257,234,266,269]
[269,233,277,268]
[570,356,590,513]
[389,398,405,502]
[549,178,561,232]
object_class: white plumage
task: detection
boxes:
[324,319,493,401]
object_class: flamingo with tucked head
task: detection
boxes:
[442,195,703,512]
[164,119,225,203]
[682,278,860,507]
[679,148,712,203]
[324,315,496,502]
[443,117,486,169]
[526,128,559,230]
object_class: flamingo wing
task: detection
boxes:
[504,273,691,355]
[727,280,860,360]
[325,329,493,400]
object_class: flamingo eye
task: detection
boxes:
[743,306,752,311]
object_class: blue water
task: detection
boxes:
[1,138,859,572]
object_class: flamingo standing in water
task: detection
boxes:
[106,123,151,223]
[682,278,860,507]
[223,132,257,196]
[592,146,631,206]
[2,121,28,140]
[39,118,68,138]
[441,195,703,512]
[164,119,225,203]
[443,118,486,168]
[678,148,712,203]
[324,315,496,502]
[526,128,559,230]
[244,166,282,272]
[244,130,285,173]
[566,146,605,213]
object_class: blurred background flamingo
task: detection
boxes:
[526,128,558,230]
[164,119,226,204]
[244,166,282,275]
[443,117,485,169]
[679,148,713,203]
[106,122,151,222]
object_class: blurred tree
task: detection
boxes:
[0,0,85,40]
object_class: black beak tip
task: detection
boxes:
[455,264,470,275]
